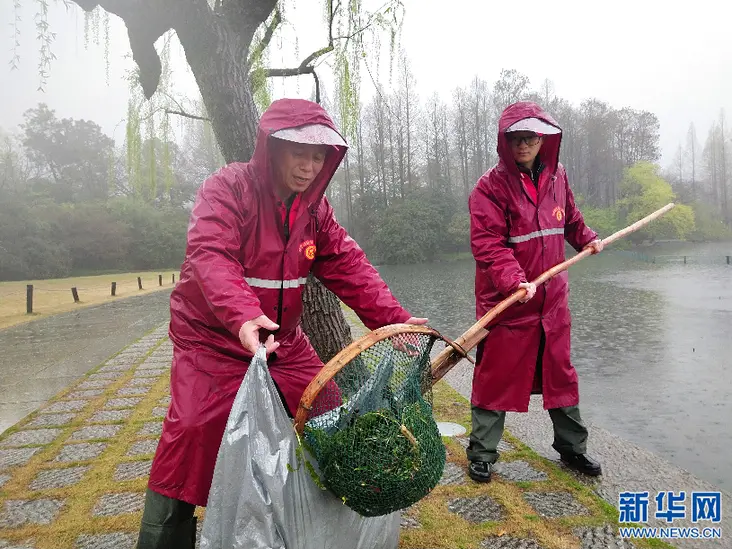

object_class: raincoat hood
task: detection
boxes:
[250,98,348,208]
[497,101,562,179]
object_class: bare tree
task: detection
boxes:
[452,87,471,200]
[703,123,720,208]
[673,145,685,187]
[720,110,729,225]
[399,54,418,194]
[687,123,698,200]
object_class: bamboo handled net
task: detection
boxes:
[293,202,675,517]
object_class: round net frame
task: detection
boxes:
[293,324,470,517]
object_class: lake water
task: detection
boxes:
[375,241,732,492]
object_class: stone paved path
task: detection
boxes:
[0,313,689,549]
[0,290,172,434]
[441,354,731,549]
[0,326,170,549]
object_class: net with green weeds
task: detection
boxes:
[298,329,448,517]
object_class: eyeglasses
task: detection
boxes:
[508,135,541,147]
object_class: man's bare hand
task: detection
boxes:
[518,282,536,303]
[405,317,428,325]
[391,317,429,355]
[584,239,604,255]
[238,315,280,356]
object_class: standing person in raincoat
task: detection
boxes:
[136,98,427,548]
[466,101,603,483]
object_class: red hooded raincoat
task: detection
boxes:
[148,99,412,506]
[468,102,597,413]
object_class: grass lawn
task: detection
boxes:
[0,271,180,330]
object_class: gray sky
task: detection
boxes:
[2,0,731,169]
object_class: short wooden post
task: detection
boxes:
[71,287,80,302]
[159,274,163,286]
[172,274,175,284]
[138,277,143,290]
[111,282,117,296]
[26,284,33,314]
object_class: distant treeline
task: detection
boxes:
[2,65,731,281]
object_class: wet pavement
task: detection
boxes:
[0,291,172,435]
[0,318,645,549]
[0,297,730,547]
[442,359,732,549]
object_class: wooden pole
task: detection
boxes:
[172,274,175,284]
[430,202,677,383]
[111,282,117,296]
[71,287,80,303]
[26,284,33,314]
[159,274,163,286]
[138,277,143,290]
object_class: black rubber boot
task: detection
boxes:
[136,488,197,549]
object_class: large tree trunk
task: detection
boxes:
[74,0,354,362]
[301,274,353,362]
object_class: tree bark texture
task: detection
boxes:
[300,274,353,363]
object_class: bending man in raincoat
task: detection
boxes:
[136,98,427,548]
[466,101,603,483]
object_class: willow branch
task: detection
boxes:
[246,6,281,68]
[263,45,334,78]
[329,0,338,44]
[265,66,313,78]
[313,71,321,104]
[333,19,377,43]
[166,109,210,122]
[301,45,335,68]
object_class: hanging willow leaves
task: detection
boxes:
[10,0,22,71]
[163,113,173,199]
[83,6,89,47]
[125,97,142,198]
[103,10,110,85]
[34,0,55,92]
[251,55,272,114]
[147,103,156,202]
[106,144,115,196]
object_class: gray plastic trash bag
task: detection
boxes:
[199,345,401,549]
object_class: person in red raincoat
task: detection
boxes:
[136,98,427,548]
[466,101,603,483]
